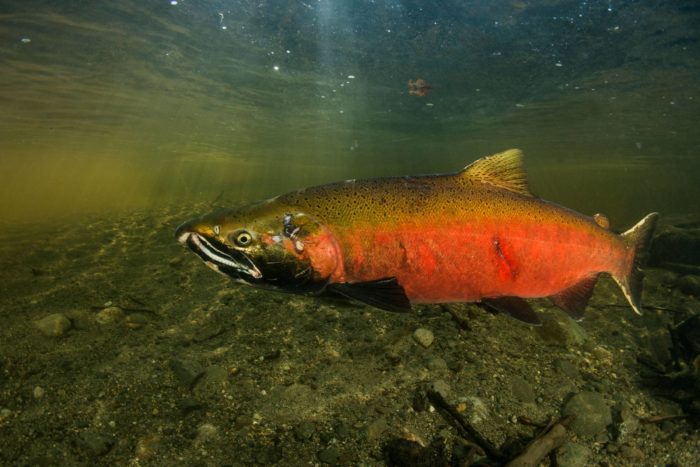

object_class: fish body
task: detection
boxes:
[176,149,658,323]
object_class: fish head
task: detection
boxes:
[175,201,341,294]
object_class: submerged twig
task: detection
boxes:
[426,390,504,461]
[505,415,574,467]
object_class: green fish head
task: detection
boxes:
[176,200,340,294]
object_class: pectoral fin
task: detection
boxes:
[327,278,412,313]
[481,296,541,325]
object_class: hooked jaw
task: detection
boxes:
[175,222,262,280]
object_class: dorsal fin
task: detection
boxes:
[460,149,533,197]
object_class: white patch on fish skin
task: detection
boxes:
[295,240,304,252]
[272,235,282,244]
[214,225,220,235]
[177,231,191,244]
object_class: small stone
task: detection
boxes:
[537,312,586,346]
[413,328,434,348]
[134,434,161,460]
[677,275,700,296]
[294,421,315,441]
[317,446,340,464]
[194,423,218,446]
[510,376,535,403]
[125,313,148,329]
[34,313,72,337]
[614,403,639,442]
[170,358,205,388]
[619,444,645,460]
[95,306,125,325]
[562,391,612,437]
[366,417,388,442]
[554,359,580,379]
[33,386,45,399]
[428,380,451,400]
[426,357,448,371]
[77,431,115,457]
[194,365,229,396]
[556,442,591,467]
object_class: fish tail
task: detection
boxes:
[613,212,659,314]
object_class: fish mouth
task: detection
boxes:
[177,231,262,280]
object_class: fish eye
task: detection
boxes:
[231,230,253,247]
[213,225,220,235]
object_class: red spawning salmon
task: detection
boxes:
[176,149,658,324]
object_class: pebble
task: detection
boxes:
[537,312,586,346]
[317,446,340,464]
[134,434,161,460]
[194,365,228,396]
[366,417,388,442]
[614,402,639,442]
[413,328,434,348]
[294,421,316,441]
[34,313,72,337]
[562,391,612,437]
[556,442,591,467]
[677,275,700,296]
[510,376,535,403]
[125,313,148,329]
[619,444,645,461]
[77,431,114,456]
[170,358,205,388]
[95,306,125,325]
[33,386,45,399]
[554,359,580,379]
[429,380,451,400]
[194,422,218,446]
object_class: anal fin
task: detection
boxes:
[549,275,598,320]
[326,277,412,313]
[481,297,541,325]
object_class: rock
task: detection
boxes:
[170,358,205,388]
[413,328,434,348]
[677,275,700,296]
[537,312,587,347]
[317,446,340,464]
[76,431,115,457]
[33,386,45,399]
[428,380,451,400]
[95,306,125,325]
[194,365,228,396]
[34,313,72,337]
[650,225,700,267]
[562,391,612,437]
[134,434,161,460]
[366,417,388,442]
[510,376,535,403]
[554,359,580,379]
[125,313,148,329]
[556,442,591,467]
[619,444,645,461]
[294,421,316,441]
[255,445,283,464]
[613,402,639,442]
[194,423,218,446]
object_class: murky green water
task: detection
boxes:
[1,0,698,226]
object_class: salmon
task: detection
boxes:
[176,149,658,323]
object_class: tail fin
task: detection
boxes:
[614,213,659,315]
